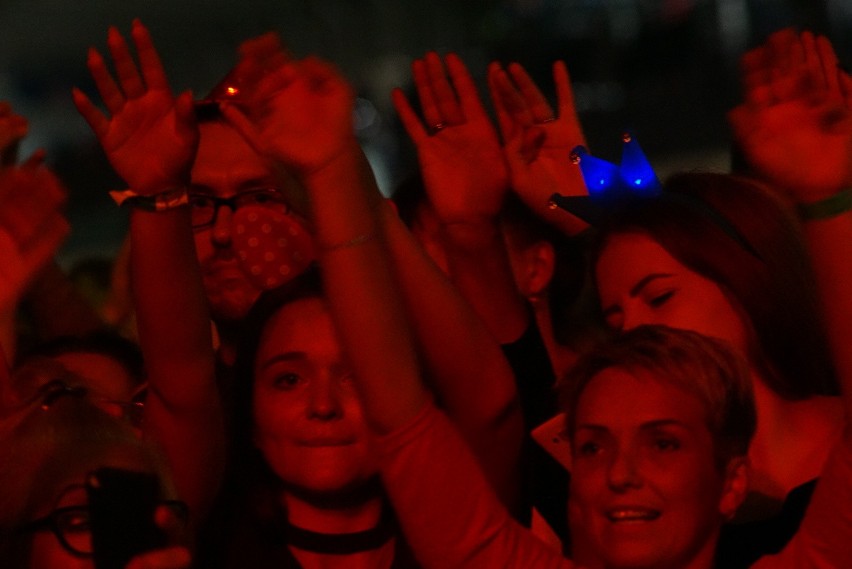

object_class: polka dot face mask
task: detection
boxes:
[231,205,316,290]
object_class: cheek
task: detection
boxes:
[29,532,92,569]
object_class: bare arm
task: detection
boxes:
[74,20,224,523]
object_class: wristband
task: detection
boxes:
[109,187,189,212]
[320,232,376,251]
[796,189,852,221]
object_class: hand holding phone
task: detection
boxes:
[86,467,168,569]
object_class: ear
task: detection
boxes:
[515,241,556,299]
[718,456,750,520]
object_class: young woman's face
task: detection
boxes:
[252,297,377,497]
[569,368,739,569]
[595,232,750,355]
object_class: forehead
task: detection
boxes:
[256,297,342,362]
[575,367,709,433]
[597,232,683,281]
[191,122,277,193]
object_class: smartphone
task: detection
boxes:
[86,467,167,569]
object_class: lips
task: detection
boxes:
[605,508,661,522]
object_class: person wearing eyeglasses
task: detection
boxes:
[0,386,190,569]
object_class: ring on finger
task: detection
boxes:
[429,122,447,135]
[535,117,556,125]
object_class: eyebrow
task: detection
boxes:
[629,273,674,297]
[574,419,688,433]
[259,352,308,371]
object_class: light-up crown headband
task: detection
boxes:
[547,133,761,259]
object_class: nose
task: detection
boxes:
[307,378,343,421]
[211,204,234,248]
[620,306,649,332]
[607,446,643,491]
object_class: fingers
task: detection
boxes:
[507,62,554,123]
[72,87,110,139]
[553,60,577,122]
[86,48,125,115]
[219,103,265,154]
[132,19,170,92]
[0,103,28,166]
[391,87,429,144]
[412,58,443,129]
[487,62,517,142]
[424,52,465,124]
[174,91,198,140]
[489,64,535,127]
[108,26,145,99]
[444,53,485,120]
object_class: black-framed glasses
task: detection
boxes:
[18,500,188,558]
[189,188,290,229]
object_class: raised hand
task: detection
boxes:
[221,52,357,178]
[729,29,852,201]
[392,52,508,225]
[73,20,198,194]
[489,60,588,202]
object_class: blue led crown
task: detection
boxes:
[548,132,661,223]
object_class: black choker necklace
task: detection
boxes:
[284,515,395,555]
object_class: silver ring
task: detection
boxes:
[536,117,557,124]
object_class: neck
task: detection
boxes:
[748,371,843,497]
[531,302,578,380]
[282,487,385,534]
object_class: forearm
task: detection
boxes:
[301,142,427,434]
[380,203,524,507]
[441,219,529,344]
[129,207,216,405]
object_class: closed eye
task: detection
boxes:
[648,290,674,308]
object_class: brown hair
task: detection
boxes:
[590,172,837,399]
[560,325,757,468]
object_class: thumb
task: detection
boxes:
[220,102,265,155]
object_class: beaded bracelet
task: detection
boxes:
[796,189,852,221]
[109,186,189,211]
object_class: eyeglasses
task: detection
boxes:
[189,188,290,229]
[7,378,148,429]
[18,500,188,558]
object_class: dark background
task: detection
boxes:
[1,0,849,265]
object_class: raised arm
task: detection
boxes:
[392,51,528,344]
[730,29,852,567]
[74,20,224,523]
[223,50,568,569]
[0,109,70,362]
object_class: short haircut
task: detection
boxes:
[560,325,757,468]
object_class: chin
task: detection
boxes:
[206,286,261,323]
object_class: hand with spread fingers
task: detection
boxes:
[220,52,358,179]
[489,60,588,205]
[72,19,198,195]
[729,29,852,201]
[392,52,509,225]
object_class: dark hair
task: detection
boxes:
[17,331,145,386]
[589,172,838,399]
[560,325,757,468]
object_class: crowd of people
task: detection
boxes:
[0,20,850,569]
